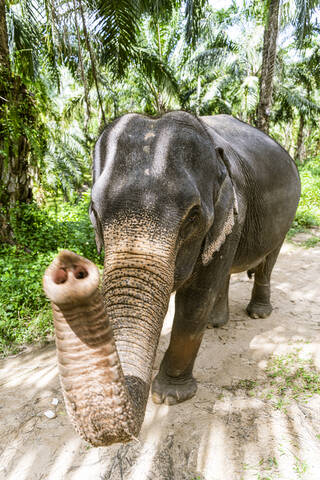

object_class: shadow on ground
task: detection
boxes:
[1,242,320,480]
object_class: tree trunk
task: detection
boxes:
[0,0,10,69]
[78,0,106,125]
[295,113,305,163]
[0,1,35,243]
[73,0,91,135]
[256,0,280,134]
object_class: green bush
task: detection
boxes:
[0,192,102,356]
[294,158,320,228]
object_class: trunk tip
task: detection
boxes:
[43,250,100,306]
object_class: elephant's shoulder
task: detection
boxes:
[201,115,256,137]
[200,115,285,157]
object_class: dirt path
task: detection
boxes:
[1,241,320,480]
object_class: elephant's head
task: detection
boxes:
[43,111,238,446]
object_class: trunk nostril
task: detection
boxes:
[73,265,88,280]
[53,268,68,284]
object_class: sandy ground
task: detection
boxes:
[1,240,320,480]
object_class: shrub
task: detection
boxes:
[0,192,102,355]
[294,158,320,228]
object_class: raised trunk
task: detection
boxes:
[43,240,174,446]
[256,0,280,133]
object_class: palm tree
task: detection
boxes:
[132,12,182,113]
[256,0,320,133]
[0,0,66,242]
[273,45,320,161]
[0,0,37,241]
[256,0,280,133]
[177,4,256,118]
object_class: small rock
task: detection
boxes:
[44,410,56,419]
[51,398,59,406]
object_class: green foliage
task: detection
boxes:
[43,127,93,201]
[0,67,48,168]
[0,192,102,355]
[294,158,320,228]
[304,236,320,247]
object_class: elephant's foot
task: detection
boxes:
[207,310,229,328]
[246,301,272,319]
[151,371,197,405]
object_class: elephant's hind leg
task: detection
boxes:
[246,244,282,319]
[207,275,230,328]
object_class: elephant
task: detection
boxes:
[43,111,300,447]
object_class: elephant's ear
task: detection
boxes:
[202,147,238,266]
[89,203,103,254]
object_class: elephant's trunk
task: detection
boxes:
[43,235,174,446]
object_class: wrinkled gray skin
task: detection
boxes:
[48,111,301,446]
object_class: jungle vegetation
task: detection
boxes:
[0,0,320,354]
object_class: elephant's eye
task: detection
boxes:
[180,206,201,239]
[186,206,200,223]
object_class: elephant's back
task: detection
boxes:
[201,114,300,201]
[202,114,301,264]
[201,115,294,168]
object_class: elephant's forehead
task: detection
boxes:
[92,113,215,215]
[96,113,207,181]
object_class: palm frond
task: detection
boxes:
[7,0,62,87]
[294,0,320,46]
[187,31,236,70]
[87,0,141,76]
[276,84,320,118]
[44,127,91,199]
[138,0,179,19]
[185,0,207,47]
[138,47,180,97]
[62,94,85,121]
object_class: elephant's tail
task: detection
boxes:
[247,269,255,279]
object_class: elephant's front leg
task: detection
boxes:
[152,257,229,405]
[152,282,213,405]
[152,230,240,406]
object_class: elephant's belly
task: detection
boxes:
[230,245,276,274]
[230,257,264,274]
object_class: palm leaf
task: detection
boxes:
[138,47,180,96]
[86,0,141,76]
[185,0,207,47]
[294,0,320,46]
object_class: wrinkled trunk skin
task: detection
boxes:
[102,220,175,431]
[43,221,174,447]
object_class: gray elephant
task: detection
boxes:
[43,111,300,447]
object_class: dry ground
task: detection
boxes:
[1,240,320,480]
